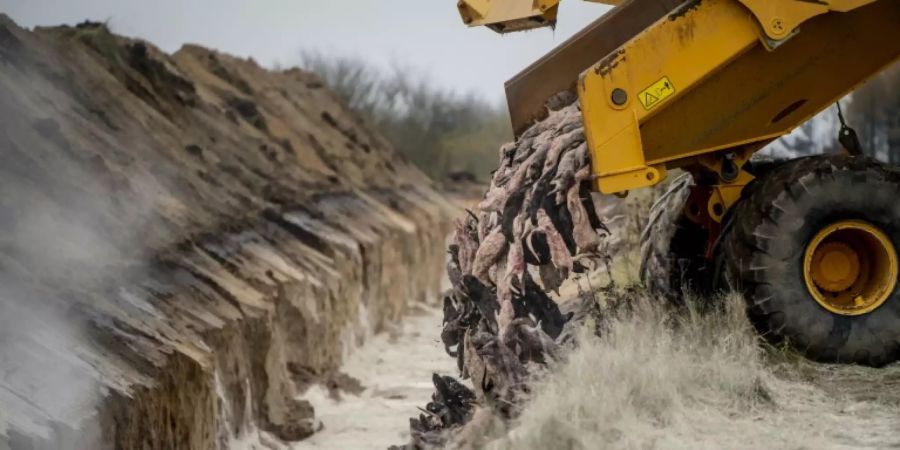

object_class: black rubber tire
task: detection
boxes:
[718,154,900,366]
[640,173,711,301]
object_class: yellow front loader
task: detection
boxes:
[459,0,900,365]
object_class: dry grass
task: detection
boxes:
[472,290,900,450]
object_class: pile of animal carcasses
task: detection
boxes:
[393,101,611,449]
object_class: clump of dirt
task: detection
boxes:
[288,365,365,401]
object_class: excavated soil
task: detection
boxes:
[0,17,455,449]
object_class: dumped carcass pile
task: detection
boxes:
[394,100,611,448]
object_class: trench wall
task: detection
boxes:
[0,17,454,449]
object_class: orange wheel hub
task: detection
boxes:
[804,220,898,316]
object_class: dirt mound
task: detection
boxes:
[0,16,454,449]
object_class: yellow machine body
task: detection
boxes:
[460,0,899,198]
[458,0,900,360]
[577,0,899,195]
[457,0,621,33]
[457,0,561,33]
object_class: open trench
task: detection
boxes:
[3,13,900,450]
[0,16,457,450]
[291,306,457,450]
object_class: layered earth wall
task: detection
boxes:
[0,17,454,449]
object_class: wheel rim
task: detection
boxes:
[803,220,898,316]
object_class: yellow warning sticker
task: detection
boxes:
[639,76,675,110]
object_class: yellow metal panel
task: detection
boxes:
[739,0,830,39]
[738,0,877,39]
[504,0,684,137]
[461,0,491,17]
[826,0,879,12]
[578,0,900,194]
[640,1,900,165]
[458,0,560,32]
[579,0,760,193]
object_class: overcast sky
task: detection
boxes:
[2,0,611,101]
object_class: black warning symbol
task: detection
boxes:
[639,76,675,110]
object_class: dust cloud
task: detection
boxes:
[0,291,100,440]
[0,143,166,443]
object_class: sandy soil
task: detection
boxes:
[292,305,456,450]
[224,289,900,450]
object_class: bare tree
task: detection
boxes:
[300,52,511,182]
